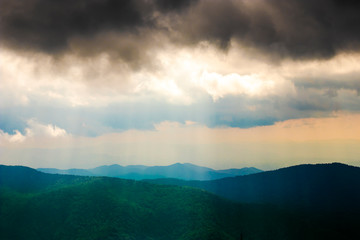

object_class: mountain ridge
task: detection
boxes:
[146,162,360,211]
[37,162,263,180]
[1,163,360,239]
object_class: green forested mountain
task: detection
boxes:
[146,163,360,211]
[0,165,359,240]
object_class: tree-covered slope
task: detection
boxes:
[1,165,359,240]
[146,163,360,211]
[0,165,86,193]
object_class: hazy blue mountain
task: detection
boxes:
[140,163,224,180]
[90,164,152,178]
[37,163,263,180]
[146,163,360,211]
[38,168,95,176]
[216,167,262,176]
[1,164,359,240]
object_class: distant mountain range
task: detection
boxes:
[146,163,360,211]
[1,163,360,240]
[37,163,263,180]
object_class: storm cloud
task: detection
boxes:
[0,0,149,52]
[176,0,360,59]
[1,0,360,62]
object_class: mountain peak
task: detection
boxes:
[170,162,200,167]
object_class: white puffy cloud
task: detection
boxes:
[25,119,67,138]
[2,43,360,109]
[2,40,360,143]
[0,130,26,143]
[0,119,67,144]
[196,71,294,101]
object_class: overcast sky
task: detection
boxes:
[1,0,360,170]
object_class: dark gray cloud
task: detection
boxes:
[1,0,360,62]
[155,0,195,12]
[292,75,360,96]
[0,0,196,66]
[0,0,201,71]
[0,0,149,53]
[176,0,360,59]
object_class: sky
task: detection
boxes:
[1,0,360,170]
